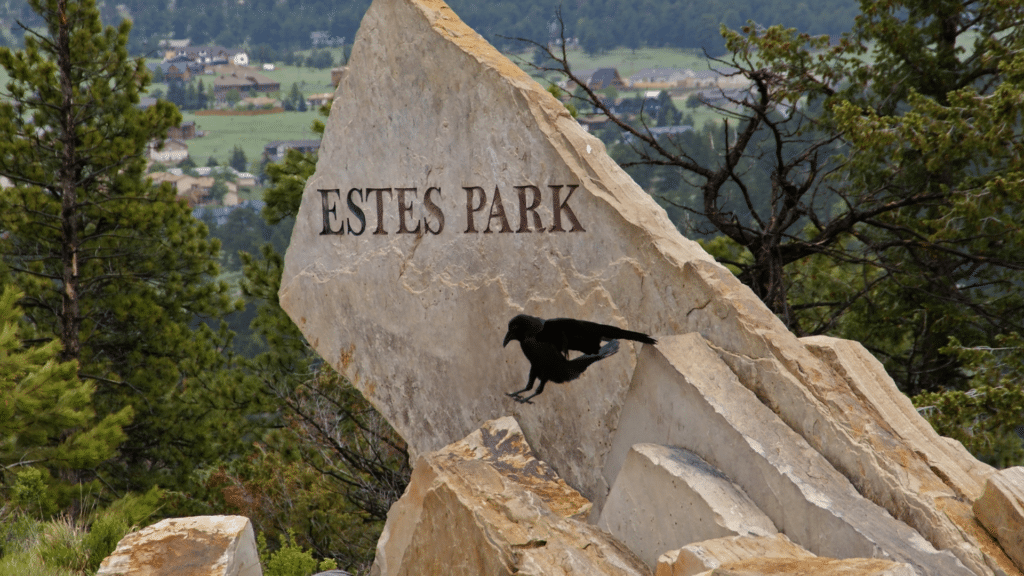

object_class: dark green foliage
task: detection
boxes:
[230,145,249,173]
[0,287,132,514]
[0,0,260,498]
[258,531,337,576]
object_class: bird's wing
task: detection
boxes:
[541,318,656,354]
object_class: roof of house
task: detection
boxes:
[629,68,693,83]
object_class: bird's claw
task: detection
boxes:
[506,392,534,404]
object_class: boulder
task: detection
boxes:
[656,534,814,576]
[277,0,1019,574]
[600,444,777,568]
[606,333,968,576]
[974,467,1024,572]
[370,416,650,576]
[96,515,261,576]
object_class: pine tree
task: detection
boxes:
[0,0,251,495]
[230,145,248,173]
[0,286,132,513]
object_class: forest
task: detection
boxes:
[2,0,1024,575]
[0,0,859,56]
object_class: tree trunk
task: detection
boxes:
[56,0,80,362]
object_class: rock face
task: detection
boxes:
[96,515,261,576]
[610,334,967,576]
[370,416,650,576]
[599,444,777,568]
[278,0,1021,574]
[974,467,1024,572]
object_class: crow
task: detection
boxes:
[502,314,657,403]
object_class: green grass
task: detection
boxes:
[180,109,322,169]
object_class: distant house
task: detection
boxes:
[236,172,257,188]
[331,67,347,88]
[565,67,627,91]
[160,55,201,82]
[148,139,189,163]
[629,68,693,91]
[176,45,245,67]
[306,93,333,109]
[149,172,215,205]
[167,121,196,140]
[213,71,280,103]
[159,38,191,60]
[263,140,320,163]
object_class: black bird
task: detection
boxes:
[502,314,657,403]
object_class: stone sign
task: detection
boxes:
[280,0,717,505]
[279,1,1022,575]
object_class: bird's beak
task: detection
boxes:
[502,331,512,348]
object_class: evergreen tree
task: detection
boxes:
[0,0,251,495]
[0,286,132,513]
[230,145,248,173]
[196,78,207,110]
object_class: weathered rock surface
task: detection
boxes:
[278,0,1021,574]
[974,467,1024,572]
[370,416,650,576]
[96,515,261,576]
[692,557,918,576]
[600,444,776,568]
[656,534,814,576]
[801,336,995,500]
[607,333,968,576]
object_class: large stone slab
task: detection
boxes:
[606,333,968,576]
[599,444,776,568]
[370,416,649,576]
[279,0,715,505]
[278,0,1011,573]
[656,534,814,576]
[692,557,918,576]
[800,336,994,500]
[974,467,1024,572]
[96,515,261,576]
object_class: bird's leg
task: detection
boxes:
[507,373,536,400]
[512,380,547,404]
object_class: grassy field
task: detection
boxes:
[180,109,322,169]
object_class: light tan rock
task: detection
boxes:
[96,515,261,576]
[600,444,777,568]
[801,336,994,500]
[692,556,918,576]
[278,0,1011,574]
[370,416,649,576]
[606,333,968,576]
[656,534,814,576]
[974,467,1024,572]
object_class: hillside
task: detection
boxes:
[0,0,859,56]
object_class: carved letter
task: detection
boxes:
[346,188,366,236]
[463,186,487,233]
[484,187,513,233]
[549,184,585,232]
[319,188,344,235]
[396,187,421,234]
[514,185,543,233]
[366,188,393,235]
[423,187,445,235]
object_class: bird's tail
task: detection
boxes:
[605,326,657,345]
[598,339,620,358]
